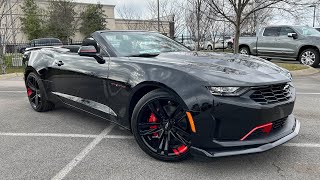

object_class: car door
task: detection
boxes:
[47,47,113,120]
[275,26,299,58]
[257,27,281,57]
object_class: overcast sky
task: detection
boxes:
[75,0,317,27]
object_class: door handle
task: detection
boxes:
[55,60,64,66]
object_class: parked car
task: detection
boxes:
[239,25,320,67]
[20,38,63,53]
[204,36,234,50]
[24,30,299,161]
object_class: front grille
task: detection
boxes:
[250,83,292,105]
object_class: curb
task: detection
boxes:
[0,73,24,80]
[291,67,319,77]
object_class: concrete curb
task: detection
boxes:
[291,67,319,77]
[0,73,24,80]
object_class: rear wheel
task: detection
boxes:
[239,46,250,55]
[26,72,54,112]
[299,48,320,67]
[207,45,213,50]
[131,90,191,161]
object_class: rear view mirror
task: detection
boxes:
[288,33,298,39]
[78,45,105,64]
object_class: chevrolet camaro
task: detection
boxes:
[23,31,300,161]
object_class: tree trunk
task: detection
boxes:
[234,24,241,54]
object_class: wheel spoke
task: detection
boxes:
[170,104,183,119]
[139,122,161,128]
[171,131,189,145]
[173,125,191,137]
[139,127,162,136]
[27,80,37,91]
[148,103,162,120]
[164,133,170,155]
[157,133,165,153]
[153,100,169,119]
[35,94,39,106]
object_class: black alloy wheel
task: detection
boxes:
[132,90,192,161]
[26,72,54,112]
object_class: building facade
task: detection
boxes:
[0,0,173,44]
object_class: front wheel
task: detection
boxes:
[131,90,192,161]
[299,48,320,67]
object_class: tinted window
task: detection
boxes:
[263,27,280,36]
[50,39,62,44]
[279,27,296,36]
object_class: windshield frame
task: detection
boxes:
[292,26,320,37]
[100,31,190,57]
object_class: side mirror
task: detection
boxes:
[288,33,298,39]
[78,46,105,64]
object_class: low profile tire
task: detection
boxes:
[239,46,250,55]
[131,90,192,162]
[207,45,213,50]
[299,48,320,67]
[26,72,54,112]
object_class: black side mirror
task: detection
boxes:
[78,46,105,64]
[288,33,298,39]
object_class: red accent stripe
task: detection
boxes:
[240,123,273,141]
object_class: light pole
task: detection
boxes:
[309,5,316,27]
[157,0,160,32]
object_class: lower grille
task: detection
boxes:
[250,83,292,105]
[273,117,287,130]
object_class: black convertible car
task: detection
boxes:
[24,30,300,161]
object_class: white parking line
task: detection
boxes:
[51,124,115,180]
[297,93,320,95]
[0,132,98,138]
[283,143,320,148]
[0,91,25,93]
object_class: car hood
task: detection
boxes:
[130,52,291,86]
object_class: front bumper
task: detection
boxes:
[190,116,300,157]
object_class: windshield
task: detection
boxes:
[294,26,320,37]
[101,32,189,57]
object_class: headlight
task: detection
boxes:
[207,87,248,96]
[285,71,292,81]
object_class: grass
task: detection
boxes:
[274,63,309,71]
[5,67,24,74]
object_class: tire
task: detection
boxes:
[207,45,213,50]
[131,89,191,162]
[239,46,250,55]
[227,42,233,49]
[299,48,320,67]
[26,72,54,112]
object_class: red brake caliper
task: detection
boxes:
[149,113,158,137]
[27,88,33,97]
[173,145,188,156]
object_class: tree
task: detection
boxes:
[148,0,186,37]
[79,4,107,36]
[20,0,44,40]
[46,0,76,42]
[205,0,307,54]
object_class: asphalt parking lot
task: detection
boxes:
[0,73,320,180]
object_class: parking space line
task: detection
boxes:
[0,132,98,138]
[51,124,115,180]
[0,91,25,93]
[283,143,320,148]
[297,93,320,95]
[105,135,134,139]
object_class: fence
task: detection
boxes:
[0,40,83,73]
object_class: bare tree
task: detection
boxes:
[186,0,211,50]
[147,0,186,37]
[205,0,309,54]
[0,0,19,74]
